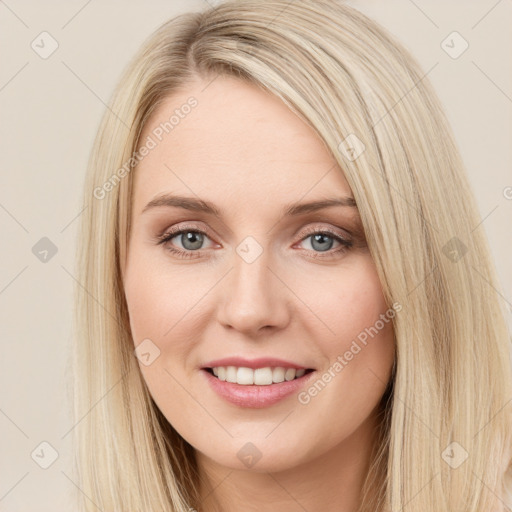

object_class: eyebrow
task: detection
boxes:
[141,193,357,217]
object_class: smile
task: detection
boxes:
[206,366,314,385]
[201,366,316,408]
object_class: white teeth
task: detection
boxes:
[237,367,254,385]
[254,367,273,385]
[209,366,310,385]
[272,367,285,383]
[284,368,296,381]
[226,366,237,382]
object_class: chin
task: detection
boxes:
[198,438,310,474]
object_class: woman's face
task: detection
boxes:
[123,75,395,474]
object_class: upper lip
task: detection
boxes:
[202,357,313,370]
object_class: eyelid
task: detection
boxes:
[154,221,356,264]
[294,225,353,255]
[296,223,352,240]
[156,221,351,244]
[154,222,218,247]
[157,221,212,238]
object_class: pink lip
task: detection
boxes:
[201,368,316,408]
[201,356,312,370]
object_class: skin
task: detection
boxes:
[122,75,395,512]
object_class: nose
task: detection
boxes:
[216,246,291,336]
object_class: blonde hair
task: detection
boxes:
[72,1,512,510]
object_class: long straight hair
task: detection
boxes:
[72,1,512,510]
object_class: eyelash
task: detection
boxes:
[154,224,353,260]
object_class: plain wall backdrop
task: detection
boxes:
[0,0,511,510]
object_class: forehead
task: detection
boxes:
[132,76,352,216]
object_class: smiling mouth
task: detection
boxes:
[203,366,315,386]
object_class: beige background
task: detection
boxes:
[0,0,511,509]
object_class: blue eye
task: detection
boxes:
[156,229,212,259]
[300,232,344,252]
[155,226,353,260]
[296,229,353,259]
[174,231,205,251]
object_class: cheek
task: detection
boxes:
[311,256,391,346]
[293,258,394,444]
[304,255,395,404]
[123,252,198,418]
[123,247,213,384]
[123,246,196,344]
[124,274,168,345]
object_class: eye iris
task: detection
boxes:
[181,231,204,250]
[311,233,333,252]
[169,230,342,253]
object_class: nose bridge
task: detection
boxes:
[217,236,289,333]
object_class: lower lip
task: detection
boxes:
[201,369,315,408]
